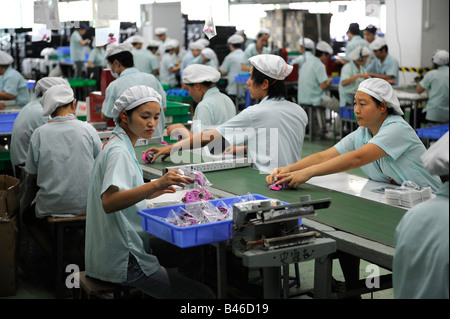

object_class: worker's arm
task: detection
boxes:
[241,63,251,72]
[275,142,388,188]
[166,123,192,140]
[0,92,15,100]
[341,73,369,86]
[416,83,426,94]
[320,77,333,90]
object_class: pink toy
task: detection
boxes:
[142,151,154,163]
[269,177,291,191]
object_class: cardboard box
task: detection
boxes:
[0,216,18,297]
[0,175,20,220]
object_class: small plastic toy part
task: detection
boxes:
[142,151,154,163]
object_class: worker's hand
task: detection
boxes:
[166,124,189,140]
[0,102,5,110]
[223,145,246,156]
[266,167,290,185]
[146,185,177,200]
[144,145,172,162]
[359,73,369,79]
[155,169,193,190]
[275,169,313,189]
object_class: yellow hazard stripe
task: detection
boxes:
[399,67,433,73]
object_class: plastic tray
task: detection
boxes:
[339,106,355,120]
[165,114,190,125]
[416,124,449,140]
[165,101,190,116]
[0,113,19,122]
[137,194,290,248]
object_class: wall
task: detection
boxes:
[140,2,183,45]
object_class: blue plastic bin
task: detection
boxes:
[0,113,18,134]
[339,106,354,119]
[416,124,449,140]
[137,194,291,248]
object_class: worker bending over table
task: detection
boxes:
[147,54,308,174]
[267,77,442,296]
[85,85,214,299]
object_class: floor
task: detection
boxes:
[0,134,394,300]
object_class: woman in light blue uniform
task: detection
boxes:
[84,85,214,298]
[147,54,308,174]
[188,47,218,69]
[241,29,271,72]
[219,34,245,98]
[0,51,30,106]
[159,40,181,87]
[417,49,449,123]
[291,37,315,104]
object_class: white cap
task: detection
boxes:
[127,35,145,44]
[257,28,271,37]
[357,78,403,115]
[432,49,449,66]
[248,54,293,81]
[370,37,387,51]
[35,77,70,97]
[164,39,179,50]
[227,34,244,44]
[40,84,74,117]
[316,41,333,55]
[298,37,315,50]
[0,51,13,65]
[182,64,221,84]
[147,39,161,47]
[421,131,449,176]
[201,48,215,60]
[189,41,205,51]
[104,42,133,58]
[347,46,371,61]
[196,38,210,47]
[113,85,162,124]
[155,27,168,35]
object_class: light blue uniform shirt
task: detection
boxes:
[298,55,329,106]
[181,50,194,70]
[220,49,244,95]
[159,53,178,87]
[393,182,449,299]
[132,49,159,75]
[217,96,307,173]
[419,65,449,122]
[10,98,47,168]
[102,68,166,138]
[367,54,399,80]
[85,126,160,283]
[25,114,102,218]
[335,115,443,192]
[0,66,30,106]
[191,87,236,133]
[241,43,270,68]
[70,30,86,62]
[344,36,370,61]
[87,47,107,67]
[338,60,367,107]
[188,55,218,69]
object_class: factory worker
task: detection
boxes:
[181,41,204,70]
[291,37,315,70]
[87,39,107,69]
[23,84,102,260]
[338,46,370,107]
[241,29,271,71]
[394,131,449,299]
[146,39,161,57]
[0,50,30,108]
[128,35,159,76]
[219,34,245,99]
[416,49,449,124]
[367,37,399,84]
[155,27,171,57]
[363,24,379,70]
[298,41,340,136]
[268,78,443,294]
[85,85,214,299]
[147,54,308,174]
[101,42,166,138]
[159,39,182,87]
[70,24,91,78]
[166,64,236,143]
[343,23,370,64]
[188,47,218,69]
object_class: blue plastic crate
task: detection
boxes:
[0,113,19,122]
[416,124,449,140]
[339,106,354,120]
[235,73,250,83]
[137,194,292,248]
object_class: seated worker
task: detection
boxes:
[10,77,70,173]
[166,64,236,143]
[23,84,102,260]
[219,34,245,101]
[188,47,218,69]
[343,23,370,64]
[146,54,308,174]
[159,40,182,87]
[367,37,399,84]
[291,37,315,72]
[129,35,159,76]
[338,46,370,107]
[84,85,215,299]
[298,41,340,136]
[363,24,379,71]
[101,42,166,138]
[393,131,449,299]
[0,50,30,108]
[241,29,271,72]
[416,49,449,124]
[267,78,443,295]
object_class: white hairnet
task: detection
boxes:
[189,41,205,51]
[40,84,74,117]
[421,131,449,176]
[127,35,145,44]
[227,34,244,44]
[249,54,293,81]
[201,48,215,60]
[257,28,271,37]
[196,38,210,47]
[112,85,162,124]
[104,42,133,59]
[182,64,221,84]
[357,78,403,115]
[298,37,315,50]
[0,51,13,65]
[35,77,70,97]
[370,37,387,51]
[316,41,333,55]
[147,39,161,47]
[432,50,449,66]
[347,46,371,61]
[164,39,179,51]
[155,27,168,35]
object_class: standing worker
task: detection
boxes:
[70,24,90,78]
[367,37,399,84]
[343,23,370,64]
[155,27,171,57]
[241,29,271,72]
[129,35,159,76]
[363,24,379,70]
[0,50,30,108]
[219,34,245,102]
[159,40,182,87]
